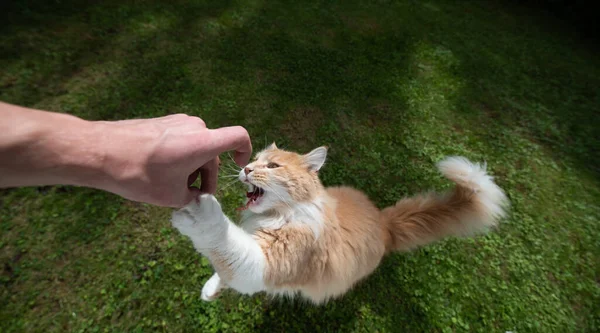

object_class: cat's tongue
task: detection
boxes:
[238,187,263,211]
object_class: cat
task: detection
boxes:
[171,143,509,304]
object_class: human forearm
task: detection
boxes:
[0,102,108,189]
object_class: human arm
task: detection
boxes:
[0,101,252,207]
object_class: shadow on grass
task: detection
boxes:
[0,0,236,110]
[253,256,432,332]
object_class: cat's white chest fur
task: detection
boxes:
[238,197,330,236]
[239,210,287,233]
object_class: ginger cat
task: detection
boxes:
[172,144,509,304]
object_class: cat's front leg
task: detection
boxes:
[172,194,267,297]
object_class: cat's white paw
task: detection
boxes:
[201,273,224,302]
[172,194,225,237]
[187,194,224,221]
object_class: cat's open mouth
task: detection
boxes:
[238,184,265,210]
[246,185,265,202]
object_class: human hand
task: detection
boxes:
[92,114,251,207]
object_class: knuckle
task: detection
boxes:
[170,113,189,120]
[190,116,206,127]
[234,125,248,134]
[232,126,250,140]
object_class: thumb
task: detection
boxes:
[207,126,252,166]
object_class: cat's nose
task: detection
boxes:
[244,167,253,175]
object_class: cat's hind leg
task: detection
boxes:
[201,273,227,301]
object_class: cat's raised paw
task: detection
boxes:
[194,194,224,219]
[171,194,225,236]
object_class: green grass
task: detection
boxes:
[1,0,599,332]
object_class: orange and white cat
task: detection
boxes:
[172,144,509,304]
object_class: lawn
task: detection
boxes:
[1,0,599,332]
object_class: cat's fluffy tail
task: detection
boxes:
[381,156,509,252]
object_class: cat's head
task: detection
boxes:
[237,143,327,213]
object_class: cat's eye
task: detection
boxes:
[267,162,280,169]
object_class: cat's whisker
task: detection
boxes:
[220,166,241,176]
[217,178,242,194]
[221,161,241,173]
[219,160,236,168]
[226,152,242,169]
[220,177,239,187]
[220,174,241,178]
[264,133,268,150]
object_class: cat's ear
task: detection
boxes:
[304,146,328,171]
[267,142,278,150]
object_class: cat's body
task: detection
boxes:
[172,144,509,304]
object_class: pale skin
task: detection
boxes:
[0,101,252,207]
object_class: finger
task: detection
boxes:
[199,157,220,194]
[207,126,252,166]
